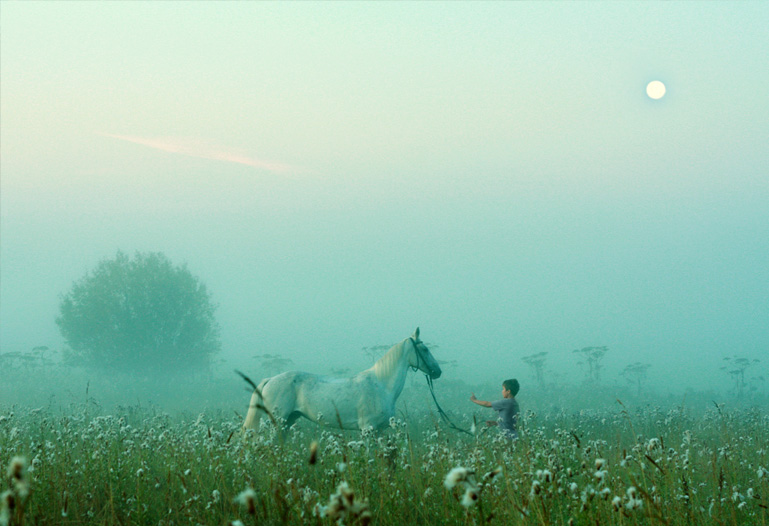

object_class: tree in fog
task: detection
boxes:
[572,346,608,383]
[56,251,220,376]
[720,356,760,397]
[620,362,651,395]
[521,352,548,388]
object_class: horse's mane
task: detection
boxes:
[371,340,407,381]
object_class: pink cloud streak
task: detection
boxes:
[103,134,295,173]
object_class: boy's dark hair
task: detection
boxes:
[503,379,520,397]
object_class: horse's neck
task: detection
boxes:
[368,341,411,398]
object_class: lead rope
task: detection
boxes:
[425,374,474,436]
[409,338,473,436]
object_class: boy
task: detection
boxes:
[470,379,520,439]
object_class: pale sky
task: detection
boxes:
[2,2,768,392]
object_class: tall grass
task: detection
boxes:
[1,397,767,525]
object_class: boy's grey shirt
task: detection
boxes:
[491,397,519,437]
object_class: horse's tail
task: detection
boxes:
[242,377,272,433]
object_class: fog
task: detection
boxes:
[2,3,768,409]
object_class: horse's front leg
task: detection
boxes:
[357,406,393,436]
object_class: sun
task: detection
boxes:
[646,80,666,100]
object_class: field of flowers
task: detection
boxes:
[2,395,767,526]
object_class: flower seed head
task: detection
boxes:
[6,457,26,482]
[234,488,257,515]
[444,467,471,490]
[461,487,479,508]
[483,466,502,481]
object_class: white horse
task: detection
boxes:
[242,328,441,432]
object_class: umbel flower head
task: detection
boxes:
[625,486,643,510]
[444,467,473,490]
[6,457,29,500]
[461,486,479,508]
[444,466,500,509]
[483,467,503,482]
[6,458,25,482]
[234,487,257,516]
[1,491,15,526]
[316,481,371,526]
[2,457,30,526]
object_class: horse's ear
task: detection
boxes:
[413,327,420,340]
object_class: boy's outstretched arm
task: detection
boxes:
[470,393,492,408]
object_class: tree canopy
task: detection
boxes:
[57,251,220,375]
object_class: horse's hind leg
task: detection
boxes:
[243,377,274,436]
[242,389,262,433]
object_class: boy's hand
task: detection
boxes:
[470,393,477,402]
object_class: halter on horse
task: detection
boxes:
[242,328,441,433]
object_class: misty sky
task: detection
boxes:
[1,2,767,392]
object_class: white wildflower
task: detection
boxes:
[6,457,29,500]
[6,457,26,481]
[530,480,541,496]
[625,487,643,510]
[461,487,479,508]
[1,491,13,526]
[646,438,662,451]
[319,481,371,525]
[444,467,472,490]
[483,466,502,481]
[234,488,257,516]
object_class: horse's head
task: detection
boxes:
[408,327,441,379]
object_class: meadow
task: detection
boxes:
[2,377,768,526]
